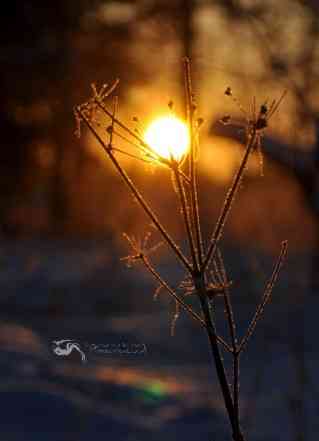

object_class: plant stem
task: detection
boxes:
[77,107,193,273]
[233,352,241,437]
[239,240,288,353]
[173,164,197,269]
[215,250,237,350]
[194,275,245,441]
[216,245,241,435]
[142,256,204,327]
[202,129,258,272]
[184,58,204,268]
[142,255,231,351]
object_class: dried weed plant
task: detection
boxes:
[75,59,288,441]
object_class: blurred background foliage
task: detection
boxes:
[1,0,318,258]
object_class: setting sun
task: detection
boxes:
[144,116,190,161]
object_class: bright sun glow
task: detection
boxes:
[144,116,189,161]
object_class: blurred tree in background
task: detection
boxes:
[0,1,145,234]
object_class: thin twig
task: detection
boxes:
[215,249,241,431]
[107,109,192,185]
[76,107,193,273]
[215,249,237,350]
[184,58,204,269]
[202,128,258,272]
[238,240,288,353]
[95,99,172,166]
[180,170,191,186]
[108,95,117,148]
[110,128,159,161]
[173,164,197,269]
[110,146,154,164]
[96,100,150,149]
[141,255,231,352]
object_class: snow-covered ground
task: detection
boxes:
[0,238,310,441]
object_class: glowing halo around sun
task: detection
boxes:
[144,116,190,162]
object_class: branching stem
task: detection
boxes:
[76,107,193,273]
[142,255,231,352]
[76,75,288,441]
[194,275,245,441]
